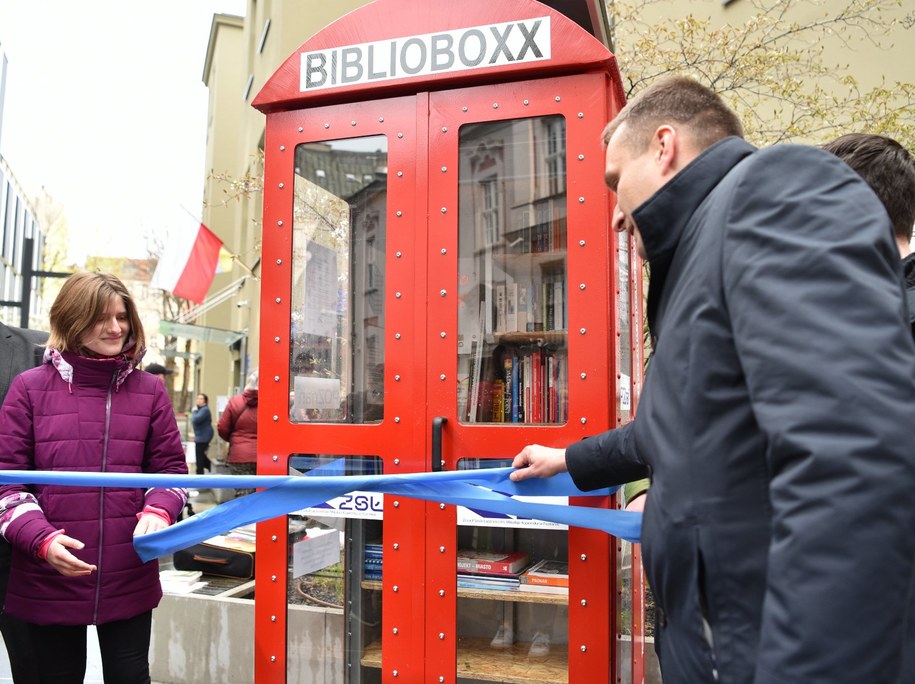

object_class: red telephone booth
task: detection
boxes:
[251,1,645,681]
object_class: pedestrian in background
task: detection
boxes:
[510,76,915,683]
[0,320,46,683]
[0,272,189,683]
[217,368,259,497]
[191,393,214,475]
[144,362,175,385]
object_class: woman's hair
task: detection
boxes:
[47,272,145,356]
[244,368,259,391]
[198,393,209,403]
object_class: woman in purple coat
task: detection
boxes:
[0,272,188,683]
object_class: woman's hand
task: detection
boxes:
[45,535,97,577]
[509,445,568,481]
[134,506,170,536]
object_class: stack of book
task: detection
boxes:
[159,569,206,594]
[519,559,568,595]
[364,541,383,581]
[456,550,529,592]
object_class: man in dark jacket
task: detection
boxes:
[0,321,47,683]
[510,76,915,683]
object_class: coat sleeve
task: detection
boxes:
[0,375,58,556]
[217,398,236,442]
[564,421,650,491]
[722,147,915,681]
[142,382,189,521]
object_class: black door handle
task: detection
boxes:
[431,416,447,472]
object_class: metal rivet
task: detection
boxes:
[438,633,445,639]
[395,333,401,340]
[277,220,283,226]
[439,546,445,552]
[441,126,447,133]
[271,615,277,622]
[275,297,281,303]
[439,677,445,683]
[324,123,330,129]
[272,455,278,462]
[271,655,277,662]
[577,112,584,118]
[580,372,587,380]
[279,145,286,151]
[397,170,403,177]
[395,292,402,298]
[351,121,357,126]
[272,535,278,542]
[274,375,280,381]
[578,196,585,203]
[441,207,447,214]
[397,132,403,138]
[581,417,587,424]
[492,102,499,109]
[379,117,385,123]
[274,336,281,343]
[393,585,399,592]
[395,251,402,258]
[578,154,584,161]
[581,599,588,606]
[394,374,401,381]
[439,503,446,509]
[440,332,446,338]
[298,127,303,132]
[440,289,447,297]
[439,374,446,381]
[272,415,278,421]
[394,417,401,423]
[271,575,277,582]
[440,248,447,254]
[393,671,398,678]
[394,458,400,465]
[439,589,445,596]
[581,645,587,652]
[278,182,284,189]
[581,553,587,561]
[555,96,561,102]
[580,328,587,335]
[393,543,399,550]
[393,627,398,634]
[396,210,403,217]
[579,239,586,246]
[276,259,282,265]
[579,283,586,290]
[462,106,468,112]
[441,166,447,173]
[523,99,530,106]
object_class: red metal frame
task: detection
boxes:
[254,1,638,682]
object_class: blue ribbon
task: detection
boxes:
[0,468,642,562]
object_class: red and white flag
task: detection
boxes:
[150,221,223,303]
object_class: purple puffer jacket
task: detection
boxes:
[0,352,188,626]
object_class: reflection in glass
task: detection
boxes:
[290,137,388,424]
[618,232,632,423]
[456,117,568,425]
[286,454,383,683]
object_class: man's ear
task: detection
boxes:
[653,125,679,176]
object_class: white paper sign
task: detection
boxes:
[292,527,342,578]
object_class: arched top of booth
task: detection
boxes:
[253,0,621,113]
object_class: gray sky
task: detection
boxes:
[0,1,246,264]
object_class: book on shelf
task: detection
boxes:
[505,282,518,332]
[456,550,530,575]
[519,559,569,587]
[519,582,568,595]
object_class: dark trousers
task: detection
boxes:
[195,440,212,475]
[0,539,39,683]
[27,610,152,684]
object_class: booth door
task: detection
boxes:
[262,72,637,684]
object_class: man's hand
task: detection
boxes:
[45,535,97,577]
[625,492,646,512]
[509,445,568,481]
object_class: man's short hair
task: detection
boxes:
[823,133,915,243]
[602,75,744,154]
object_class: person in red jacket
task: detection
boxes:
[217,368,258,497]
[0,272,188,683]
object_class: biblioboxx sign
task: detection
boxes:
[301,17,551,92]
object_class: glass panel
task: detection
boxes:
[286,454,384,684]
[290,136,388,424]
[455,458,569,683]
[457,117,568,425]
[617,538,633,684]
[618,232,632,423]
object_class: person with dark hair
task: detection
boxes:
[510,76,914,683]
[0,272,189,683]
[191,393,214,475]
[0,321,46,683]
[823,132,915,337]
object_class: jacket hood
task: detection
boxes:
[242,388,259,407]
